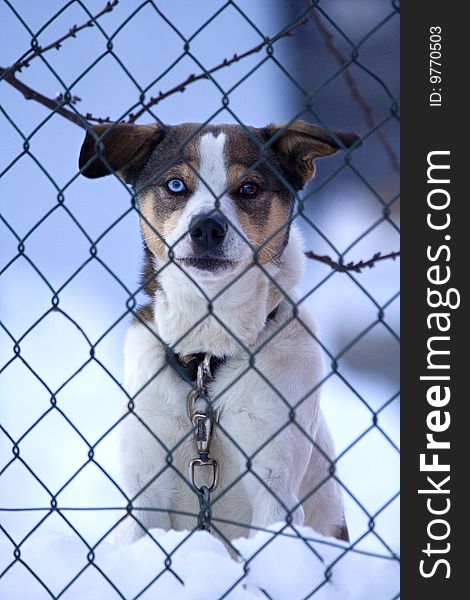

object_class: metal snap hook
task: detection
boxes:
[192,413,214,455]
[186,388,199,421]
[189,457,219,492]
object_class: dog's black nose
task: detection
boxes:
[189,213,228,250]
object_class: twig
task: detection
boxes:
[0,65,112,128]
[10,0,119,73]
[128,44,266,122]
[0,0,119,128]
[55,92,81,105]
[311,10,400,173]
[128,16,310,122]
[0,66,88,128]
[305,250,400,273]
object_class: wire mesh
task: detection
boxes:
[0,1,400,598]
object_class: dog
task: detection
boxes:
[78,120,358,544]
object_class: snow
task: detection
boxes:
[0,525,399,599]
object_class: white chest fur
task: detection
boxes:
[117,298,344,543]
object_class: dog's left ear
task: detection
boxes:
[78,122,164,181]
[264,120,360,190]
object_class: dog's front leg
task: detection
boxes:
[117,415,176,543]
[243,429,310,534]
[114,472,174,544]
[249,476,305,534]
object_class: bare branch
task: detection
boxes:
[0,0,119,128]
[84,113,113,124]
[0,66,88,128]
[128,43,264,123]
[128,15,310,122]
[1,6,310,128]
[305,250,400,273]
[11,0,119,73]
[311,10,400,173]
[55,92,81,105]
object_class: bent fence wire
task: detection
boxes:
[0,1,400,598]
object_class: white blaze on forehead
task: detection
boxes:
[196,132,227,200]
[163,130,249,261]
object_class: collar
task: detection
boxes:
[165,349,225,385]
[165,304,280,384]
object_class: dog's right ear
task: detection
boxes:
[78,123,164,180]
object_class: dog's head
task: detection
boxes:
[79,121,358,282]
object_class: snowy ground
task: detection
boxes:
[0,524,399,599]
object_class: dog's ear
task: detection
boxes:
[79,123,164,180]
[264,120,360,190]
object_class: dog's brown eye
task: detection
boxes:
[239,182,259,198]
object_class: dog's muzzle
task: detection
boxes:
[179,213,237,273]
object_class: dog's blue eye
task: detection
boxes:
[166,178,186,194]
[239,182,259,198]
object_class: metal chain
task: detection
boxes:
[187,353,219,531]
[196,485,212,531]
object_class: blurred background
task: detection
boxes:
[0,0,399,578]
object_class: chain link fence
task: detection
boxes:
[0,1,400,598]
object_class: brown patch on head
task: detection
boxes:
[138,190,170,261]
[236,195,291,265]
[221,127,293,265]
[140,130,208,263]
[136,153,199,262]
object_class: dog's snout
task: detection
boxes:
[189,214,228,250]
